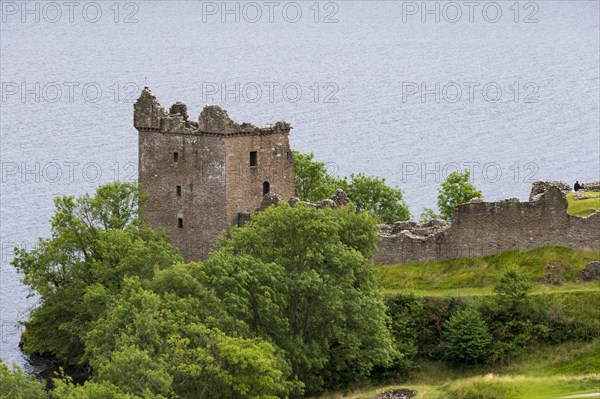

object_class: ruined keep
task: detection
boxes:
[374,182,600,264]
[134,87,295,261]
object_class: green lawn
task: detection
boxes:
[567,191,600,217]
[376,247,600,296]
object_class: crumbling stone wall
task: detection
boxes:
[374,183,600,264]
[583,181,600,192]
[135,87,295,261]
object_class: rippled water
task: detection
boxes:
[1,1,598,372]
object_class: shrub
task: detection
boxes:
[441,309,492,364]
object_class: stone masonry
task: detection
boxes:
[374,182,600,264]
[135,87,295,261]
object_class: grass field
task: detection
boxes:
[567,191,600,217]
[313,247,600,399]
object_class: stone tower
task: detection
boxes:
[134,87,295,261]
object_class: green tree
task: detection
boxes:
[0,360,48,399]
[12,182,181,365]
[481,267,541,362]
[494,266,532,311]
[83,276,296,399]
[51,378,148,399]
[436,170,482,220]
[292,151,410,223]
[441,308,492,364]
[292,151,337,201]
[339,173,410,224]
[418,207,440,223]
[205,203,396,394]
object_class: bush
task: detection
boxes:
[419,297,466,359]
[385,295,425,363]
[441,309,492,364]
[548,319,600,343]
[385,295,466,361]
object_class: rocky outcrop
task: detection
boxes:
[579,262,600,281]
[539,261,567,285]
[374,389,417,399]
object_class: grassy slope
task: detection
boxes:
[376,247,600,297]
[567,191,600,217]
[342,194,600,398]
[314,247,600,399]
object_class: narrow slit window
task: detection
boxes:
[263,181,270,195]
[250,151,257,167]
[173,152,179,162]
[176,185,182,196]
[178,218,183,228]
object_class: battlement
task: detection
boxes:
[374,181,600,264]
[134,86,291,137]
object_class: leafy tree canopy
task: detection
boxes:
[293,151,410,223]
[207,203,397,393]
[12,182,182,365]
[339,173,410,224]
[0,360,47,399]
[83,275,296,399]
[436,170,483,220]
[292,151,337,202]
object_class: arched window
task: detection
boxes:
[263,181,270,195]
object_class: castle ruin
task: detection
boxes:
[134,87,295,261]
[135,88,599,265]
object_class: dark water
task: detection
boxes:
[1,1,598,373]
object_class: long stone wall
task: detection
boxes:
[374,182,600,265]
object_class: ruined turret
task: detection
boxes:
[133,86,166,130]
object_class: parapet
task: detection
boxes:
[134,87,292,137]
